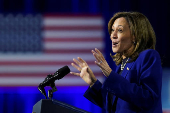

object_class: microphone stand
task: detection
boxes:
[38,74,57,99]
[48,82,57,99]
[38,66,70,99]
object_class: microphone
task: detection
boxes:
[38,65,70,98]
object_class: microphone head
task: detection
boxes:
[54,65,70,79]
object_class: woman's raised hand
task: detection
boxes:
[70,57,97,87]
[92,48,112,77]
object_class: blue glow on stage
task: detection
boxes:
[0,86,103,113]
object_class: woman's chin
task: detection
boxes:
[112,49,120,53]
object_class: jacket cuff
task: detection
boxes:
[84,79,102,97]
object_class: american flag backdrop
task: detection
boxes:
[0,14,105,86]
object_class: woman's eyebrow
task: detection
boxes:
[112,25,124,28]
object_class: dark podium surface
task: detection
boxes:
[32,99,90,113]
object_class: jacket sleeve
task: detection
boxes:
[102,49,162,110]
[83,79,107,109]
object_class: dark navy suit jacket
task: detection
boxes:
[84,49,162,113]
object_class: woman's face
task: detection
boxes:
[110,17,135,56]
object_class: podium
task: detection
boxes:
[32,99,90,113]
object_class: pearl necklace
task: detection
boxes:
[121,58,129,70]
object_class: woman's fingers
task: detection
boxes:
[95,60,101,65]
[73,58,81,66]
[70,72,80,76]
[92,49,104,64]
[71,57,88,72]
[71,57,97,85]
[79,66,88,77]
[74,57,88,66]
[92,50,101,62]
[95,48,105,59]
[77,57,88,66]
[71,63,81,72]
[95,48,101,54]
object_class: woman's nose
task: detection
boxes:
[111,31,117,39]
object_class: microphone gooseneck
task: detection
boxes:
[38,65,70,99]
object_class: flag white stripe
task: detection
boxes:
[0,65,101,73]
[0,76,104,86]
[44,42,104,49]
[43,30,104,38]
[0,53,97,61]
[43,17,104,26]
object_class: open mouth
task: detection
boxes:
[112,42,119,46]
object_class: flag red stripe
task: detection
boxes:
[43,14,102,18]
[0,72,103,77]
[43,26,103,30]
[43,37,103,42]
[0,61,95,65]
[44,49,103,54]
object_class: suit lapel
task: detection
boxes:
[110,60,135,111]
[115,61,134,78]
[121,61,134,78]
[115,65,121,73]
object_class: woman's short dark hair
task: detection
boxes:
[108,12,156,65]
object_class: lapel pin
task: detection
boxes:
[127,67,129,70]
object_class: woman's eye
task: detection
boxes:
[118,29,123,32]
